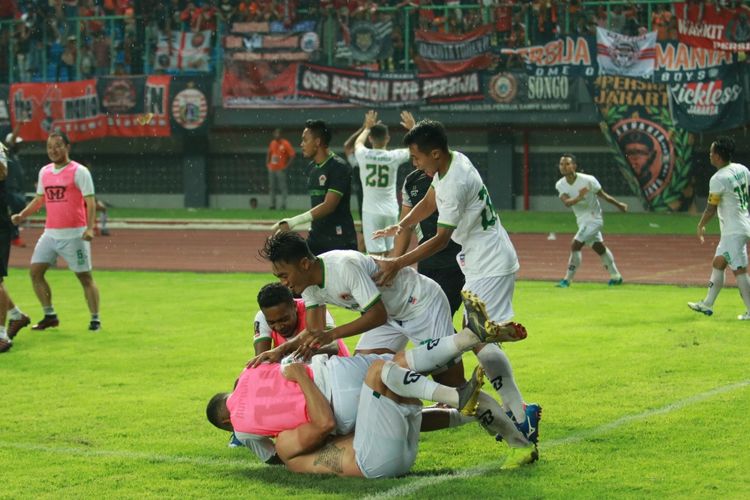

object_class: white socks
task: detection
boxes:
[599,248,620,277]
[736,272,750,313]
[380,361,458,407]
[475,392,529,447]
[405,328,479,373]
[565,251,581,281]
[8,307,23,321]
[704,267,725,307]
[476,344,525,423]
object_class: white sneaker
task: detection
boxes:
[738,312,750,321]
[687,301,713,316]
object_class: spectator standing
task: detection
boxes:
[92,31,112,76]
[266,128,296,210]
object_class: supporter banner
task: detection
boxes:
[501,36,597,77]
[675,2,750,52]
[653,42,736,83]
[297,64,482,107]
[415,24,495,73]
[0,85,10,131]
[596,28,657,79]
[592,76,694,212]
[9,76,173,142]
[154,30,212,72]
[97,75,171,137]
[420,72,578,113]
[224,20,318,63]
[336,20,393,62]
[170,76,211,134]
[668,64,746,132]
[221,20,330,108]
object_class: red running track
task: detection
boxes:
[8,228,726,287]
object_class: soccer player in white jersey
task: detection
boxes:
[372,116,540,468]
[210,293,533,473]
[257,231,472,387]
[554,153,628,288]
[353,110,410,255]
[688,136,750,320]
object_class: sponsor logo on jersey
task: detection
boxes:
[408,295,417,305]
[253,321,260,337]
[319,174,327,186]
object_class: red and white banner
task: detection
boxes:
[154,30,212,72]
[596,28,657,78]
[414,25,495,74]
[10,77,172,142]
[674,2,750,52]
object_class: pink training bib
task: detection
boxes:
[41,161,87,229]
[227,363,313,437]
[270,299,351,357]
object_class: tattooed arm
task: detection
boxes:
[281,434,363,477]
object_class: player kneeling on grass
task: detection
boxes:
[555,153,627,288]
[207,294,540,473]
[688,136,750,320]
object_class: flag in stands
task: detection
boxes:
[154,31,212,72]
[596,27,656,79]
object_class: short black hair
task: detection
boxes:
[257,282,294,309]
[305,119,332,146]
[48,131,71,146]
[206,393,231,431]
[403,119,449,154]
[369,124,389,142]
[712,136,735,162]
[561,153,578,165]
[260,231,315,264]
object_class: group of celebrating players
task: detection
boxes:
[206,111,750,478]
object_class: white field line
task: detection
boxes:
[0,441,265,470]
[1,380,747,488]
[364,379,750,499]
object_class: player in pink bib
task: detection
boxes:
[253,282,350,358]
[12,132,101,332]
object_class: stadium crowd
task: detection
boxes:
[0,0,735,83]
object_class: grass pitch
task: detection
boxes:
[1,271,748,498]
[97,208,718,237]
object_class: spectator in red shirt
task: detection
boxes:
[266,128,296,210]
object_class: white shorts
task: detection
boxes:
[31,232,92,273]
[362,211,398,254]
[353,382,422,478]
[326,353,392,435]
[715,233,750,270]
[574,221,604,246]
[355,289,454,352]
[464,273,516,323]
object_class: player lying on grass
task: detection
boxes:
[228,282,352,449]
[207,292,540,472]
[252,282,349,358]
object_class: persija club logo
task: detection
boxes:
[45,186,66,201]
